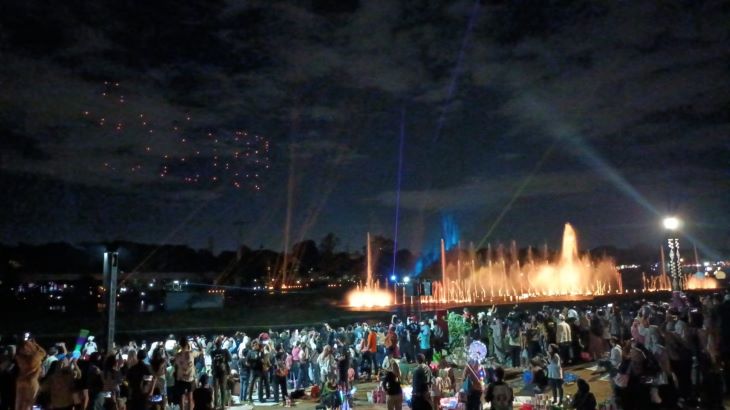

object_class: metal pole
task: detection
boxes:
[103,252,119,353]
[667,238,681,291]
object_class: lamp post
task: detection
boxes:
[103,252,119,353]
[663,217,682,291]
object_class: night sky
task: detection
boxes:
[1,0,729,255]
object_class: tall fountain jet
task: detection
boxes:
[560,223,579,266]
[347,233,392,307]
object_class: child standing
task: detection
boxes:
[547,344,564,405]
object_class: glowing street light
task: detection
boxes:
[663,216,681,231]
[403,276,410,283]
[663,216,682,291]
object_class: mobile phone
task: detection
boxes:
[143,375,153,382]
[24,332,31,341]
[104,392,113,399]
[607,303,613,308]
[122,354,128,361]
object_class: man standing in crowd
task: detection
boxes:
[411,354,432,410]
[246,340,267,403]
[174,338,198,410]
[406,317,420,362]
[211,336,231,409]
[418,321,432,363]
[556,315,572,364]
[126,350,153,410]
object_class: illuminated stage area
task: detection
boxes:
[347,223,718,309]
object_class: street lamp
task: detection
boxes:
[662,216,682,291]
[663,217,681,231]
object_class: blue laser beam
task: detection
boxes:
[391,106,407,277]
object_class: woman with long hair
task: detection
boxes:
[317,345,336,387]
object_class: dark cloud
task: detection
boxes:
[0,0,728,252]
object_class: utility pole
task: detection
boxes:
[103,252,119,353]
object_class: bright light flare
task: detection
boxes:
[663,217,681,231]
[347,286,392,308]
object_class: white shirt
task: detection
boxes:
[547,354,562,379]
[556,321,571,343]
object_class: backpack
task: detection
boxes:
[212,350,228,376]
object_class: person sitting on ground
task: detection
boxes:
[484,366,513,410]
[571,378,597,410]
[320,374,341,410]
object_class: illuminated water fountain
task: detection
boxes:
[347,223,716,309]
[347,233,392,308]
[349,224,624,308]
[426,223,623,304]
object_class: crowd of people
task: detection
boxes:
[1,289,729,410]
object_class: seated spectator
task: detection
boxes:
[571,378,596,410]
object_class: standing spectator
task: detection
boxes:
[14,339,46,410]
[589,312,607,360]
[211,337,231,409]
[556,315,572,364]
[174,338,198,410]
[290,342,301,388]
[381,366,402,410]
[418,321,432,363]
[411,354,432,410]
[384,326,398,358]
[490,317,505,363]
[101,355,123,409]
[462,359,483,410]
[272,346,289,406]
[245,340,266,404]
[406,318,420,362]
[317,346,336,387]
[83,336,98,357]
[547,344,564,405]
[43,359,81,410]
[237,341,250,404]
[506,326,521,368]
[359,329,376,380]
[126,350,153,410]
[149,347,168,410]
